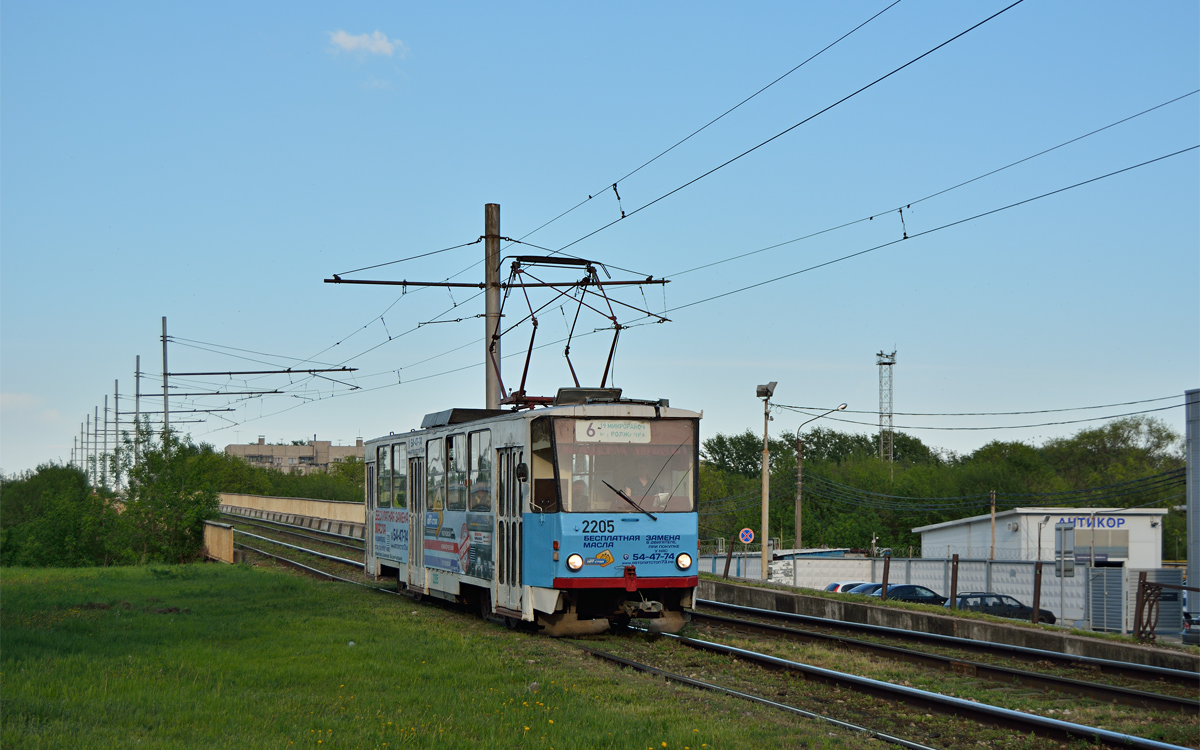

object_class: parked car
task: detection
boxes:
[1183,612,1198,646]
[945,592,1056,624]
[868,584,946,605]
[845,583,884,596]
[825,581,872,593]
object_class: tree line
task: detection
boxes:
[1,428,365,568]
[698,416,1187,558]
[2,415,1186,568]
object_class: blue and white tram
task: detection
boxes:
[364,390,700,636]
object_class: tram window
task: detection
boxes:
[469,430,492,512]
[426,439,445,511]
[553,418,697,513]
[530,418,559,512]
[446,434,467,511]
[391,443,407,509]
[376,446,391,508]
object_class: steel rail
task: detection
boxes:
[661,632,1192,750]
[697,599,1198,684]
[691,610,1197,713]
[233,529,363,568]
[571,643,938,750]
[234,542,399,597]
[223,516,365,554]
[219,511,364,544]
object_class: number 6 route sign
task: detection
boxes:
[738,528,755,544]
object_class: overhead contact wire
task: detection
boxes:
[554,0,1028,256]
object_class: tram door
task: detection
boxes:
[407,456,425,589]
[496,447,524,615]
[365,461,377,575]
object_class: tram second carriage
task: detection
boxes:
[364,390,699,636]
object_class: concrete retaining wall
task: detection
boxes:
[219,502,366,539]
[699,578,1199,673]
[219,493,364,524]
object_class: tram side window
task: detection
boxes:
[468,430,492,512]
[376,446,391,508]
[391,443,407,509]
[426,439,445,511]
[530,417,559,512]
[366,462,376,509]
[446,434,467,511]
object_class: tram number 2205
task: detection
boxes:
[581,519,616,534]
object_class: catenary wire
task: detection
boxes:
[509,0,905,246]
[668,90,1200,278]
[552,0,1027,256]
[334,237,482,278]
[775,395,1179,418]
[375,94,1196,384]
[655,145,1199,314]
[777,403,1181,431]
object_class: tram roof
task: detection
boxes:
[364,395,701,446]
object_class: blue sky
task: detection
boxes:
[2,1,1197,475]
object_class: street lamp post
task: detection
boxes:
[795,403,848,554]
[1037,515,1051,561]
[757,382,777,580]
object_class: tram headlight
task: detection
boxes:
[675,552,693,571]
[566,553,584,572]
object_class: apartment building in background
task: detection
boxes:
[224,436,364,475]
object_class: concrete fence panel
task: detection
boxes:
[204,521,234,564]
[219,493,365,524]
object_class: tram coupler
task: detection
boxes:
[620,599,664,617]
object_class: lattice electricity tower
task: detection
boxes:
[876,350,896,469]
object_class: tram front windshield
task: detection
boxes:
[553,418,696,513]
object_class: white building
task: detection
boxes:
[913,507,1166,569]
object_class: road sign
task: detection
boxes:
[738,528,755,544]
[1055,522,1075,578]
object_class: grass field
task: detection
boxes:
[2,564,883,750]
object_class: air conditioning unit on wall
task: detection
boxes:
[1006,521,1019,531]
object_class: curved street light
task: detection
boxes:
[794,403,848,559]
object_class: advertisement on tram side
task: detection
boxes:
[374,509,408,561]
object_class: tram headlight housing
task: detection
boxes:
[675,552,692,571]
[566,553,584,572]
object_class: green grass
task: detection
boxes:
[3,564,878,749]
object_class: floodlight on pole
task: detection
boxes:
[795,403,848,557]
[757,382,777,579]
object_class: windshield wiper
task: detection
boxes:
[601,480,657,521]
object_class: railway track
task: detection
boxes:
[583,631,1193,750]
[220,512,365,552]
[690,608,1198,711]
[571,642,937,750]
[225,514,1197,748]
[697,598,1198,686]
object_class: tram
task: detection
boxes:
[363,387,699,636]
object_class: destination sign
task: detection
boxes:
[575,420,650,443]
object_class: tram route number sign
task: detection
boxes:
[738,528,755,544]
